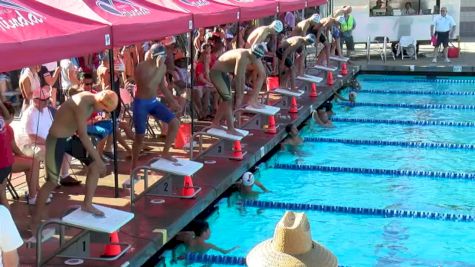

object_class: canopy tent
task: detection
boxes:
[0,0,110,72]
[37,0,192,47]
[306,0,326,8]
[145,0,239,29]
[276,0,306,13]
[213,0,277,22]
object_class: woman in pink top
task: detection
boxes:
[0,97,13,208]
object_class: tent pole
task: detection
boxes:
[108,48,120,198]
[189,31,195,136]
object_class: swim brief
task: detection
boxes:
[45,135,93,184]
[276,47,293,68]
[133,98,175,135]
[209,69,232,101]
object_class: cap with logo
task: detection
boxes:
[270,20,284,33]
[251,43,267,59]
[150,44,166,58]
[242,172,255,187]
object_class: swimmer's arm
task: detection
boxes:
[333,91,348,101]
[312,111,326,126]
[206,243,240,254]
[75,105,102,163]
[254,180,270,192]
[234,56,247,108]
[158,77,180,110]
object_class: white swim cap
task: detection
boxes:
[349,91,357,98]
[270,20,284,33]
[310,13,321,23]
[242,172,255,187]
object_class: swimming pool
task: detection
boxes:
[163,74,475,266]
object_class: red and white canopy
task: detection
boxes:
[0,0,110,72]
[37,0,192,47]
[213,0,277,22]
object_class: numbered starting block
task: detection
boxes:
[36,205,134,266]
[239,105,281,132]
[311,65,338,72]
[297,74,323,84]
[272,88,304,113]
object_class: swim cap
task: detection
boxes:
[242,172,255,187]
[150,43,166,58]
[305,34,316,44]
[310,13,321,23]
[349,91,357,98]
[95,90,118,112]
[270,20,284,33]
[251,43,267,59]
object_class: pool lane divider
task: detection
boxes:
[304,137,475,150]
[360,78,475,84]
[243,200,475,223]
[185,253,350,267]
[332,117,475,127]
[340,102,475,110]
[360,89,475,96]
[273,163,475,181]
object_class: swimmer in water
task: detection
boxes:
[281,124,305,156]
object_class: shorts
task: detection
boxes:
[0,166,12,184]
[45,135,92,184]
[319,34,327,44]
[435,31,449,48]
[210,69,232,101]
[332,27,341,39]
[133,98,175,135]
[276,47,293,68]
[87,120,113,140]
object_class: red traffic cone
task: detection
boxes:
[232,140,244,160]
[289,96,298,113]
[340,63,348,76]
[182,175,195,197]
[326,71,334,86]
[102,232,121,258]
[309,83,318,97]
[265,115,277,134]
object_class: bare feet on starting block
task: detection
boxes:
[81,204,105,217]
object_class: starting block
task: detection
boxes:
[329,56,350,62]
[131,158,204,201]
[206,127,249,141]
[241,105,281,132]
[244,104,280,116]
[297,74,323,83]
[36,205,134,266]
[273,88,304,97]
[311,65,337,72]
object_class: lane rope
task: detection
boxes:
[303,137,475,150]
[273,163,475,180]
[339,102,475,110]
[332,117,475,127]
[359,89,475,96]
[243,200,475,222]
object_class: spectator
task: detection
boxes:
[38,64,60,108]
[402,2,417,15]
[0,96,13,209]
[284,11,296,31]
[3,102,46,205]
[19,66,41,112]
[431,6,456,63]
[59,58,80,98]
[0,205,23,267]
[339,6,356,57]
[16,87,77,187]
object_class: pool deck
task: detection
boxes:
[12,43,475,266]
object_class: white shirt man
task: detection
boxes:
[0,205,23,267]
[431,7,456,63]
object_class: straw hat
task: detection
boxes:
[246,211,337,267]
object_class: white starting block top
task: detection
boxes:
[206,127,249,141]
[62,205,134,234]
[244,104,280,115]
[273,88,304,97]
[297,74,323,83]
[329,56,350,62]
[311,65,337,72]
[150,157,203,176]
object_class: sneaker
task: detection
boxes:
[432,58,437,63]
[26,193,52,205]
[445,58,451,63]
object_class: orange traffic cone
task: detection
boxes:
[309,83,318,97]
[182,175,195,196]
[265,115,277,134]
[289,96,298,113]
[326,71,334,86]
[102,232,121,258]
[232,140,244,160]
[340,63,348,76]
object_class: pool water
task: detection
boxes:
[162,75,475,266]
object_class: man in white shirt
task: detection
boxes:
[0,205,23,267]
[18,87,77,187]
[431,7,456,63]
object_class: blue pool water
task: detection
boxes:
[163,75,475,266]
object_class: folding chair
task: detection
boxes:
[6,173,19,200]
[373,36,395,62]
[398,36,417,60]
